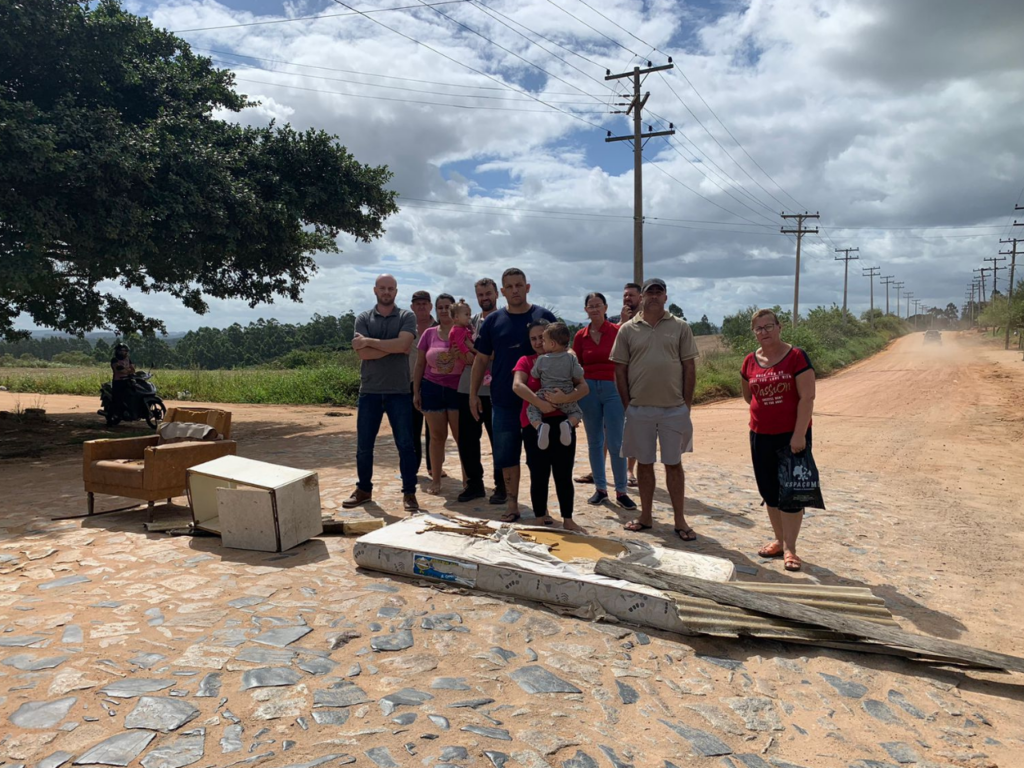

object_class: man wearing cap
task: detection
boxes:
[609,278,699,541]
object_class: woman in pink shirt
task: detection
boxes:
[413,293,464,495]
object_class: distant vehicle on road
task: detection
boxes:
[924,330,942,345]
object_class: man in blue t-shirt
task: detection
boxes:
[470,268,557,521]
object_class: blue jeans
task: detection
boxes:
[578,379,627,494]
[356,393,417,495]
[491,403,524,471]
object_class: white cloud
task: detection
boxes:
[31,0,1024,333]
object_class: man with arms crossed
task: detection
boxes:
[610,278,699,540]
[470,268,556,522]
[344,274,420,513]
[456,278,507,504]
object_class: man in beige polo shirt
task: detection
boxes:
[609,278,699,541]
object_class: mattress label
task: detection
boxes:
[413,554,477,587]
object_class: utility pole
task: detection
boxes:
[904,291,914,321]
[781,212,820,327]
[999,238,1018,350]
[862,266,880,327]
[1016,206,1024,358]
[605,60,675,284]
[984,256,1006,299]
[834,247,859,321]
[879,275,895,315]
[973,267,990,304]
[912,299,921,329]
[892,281,905,318]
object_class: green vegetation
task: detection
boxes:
[691,304,911,403]
[1,304,908,407]
[1,0,397,341]
[0,365,361,406]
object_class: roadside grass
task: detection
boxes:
[1,327,897,408]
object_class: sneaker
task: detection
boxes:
[403,493,420,513]
[457,485,486,503]
[342,488,372,509]
[559,421,573,446]
[489,491,508,505]
[537,422,551,450]
[587,490,609,505]
[616,494,637,511]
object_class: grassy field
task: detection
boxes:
[0,333,885,408]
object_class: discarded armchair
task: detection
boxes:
[82,407,237,516]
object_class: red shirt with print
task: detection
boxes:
[740,347,814,435]
[572,320,619,381]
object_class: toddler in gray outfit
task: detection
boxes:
[529,322,584,449]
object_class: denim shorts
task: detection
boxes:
[420,379,459,413]
[491,403,524,470]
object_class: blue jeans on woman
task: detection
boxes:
[578,378,627,494]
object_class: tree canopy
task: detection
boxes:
[0,0,399,341]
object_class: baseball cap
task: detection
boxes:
[411,290,431,302]
[641,278,666,293]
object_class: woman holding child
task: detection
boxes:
[511,319,588,530]
[413,294,474,495]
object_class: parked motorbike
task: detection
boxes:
[98,371,167,428]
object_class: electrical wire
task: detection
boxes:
[211,56,602,104]
[326,0,607,129]
[235,78,608,113]
[196,47,612,96]
[171,0,469,33]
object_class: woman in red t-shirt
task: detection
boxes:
[573,292,635,511]
[740,309,816,571]
[511,319,589,530]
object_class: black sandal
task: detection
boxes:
[675,527,697,541]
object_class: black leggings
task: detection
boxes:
[523,415,576,519]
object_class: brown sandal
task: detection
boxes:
[758,541,784,558]
[784,553,802,571]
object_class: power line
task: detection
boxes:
[470,1,605,72]
[197,47,612,96]
[410,0,612,110]
[170,0,469,33]
[235,78,608,113]
[542,0,642,57]
[211,57,602,104]
[326,0,607,130]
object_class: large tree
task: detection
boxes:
[0,0,398,340]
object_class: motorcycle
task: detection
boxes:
[98,371,167,428]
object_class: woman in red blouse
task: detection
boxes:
[740,309,816,571]
[573,293,636,510]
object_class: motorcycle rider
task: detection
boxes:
[109,343,135,418]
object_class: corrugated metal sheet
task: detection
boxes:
[672,583,899,644]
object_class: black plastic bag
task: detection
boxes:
[776,446,826,511]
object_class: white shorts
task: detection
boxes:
[620,404,693,465]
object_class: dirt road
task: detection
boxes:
[1,331,1022,767]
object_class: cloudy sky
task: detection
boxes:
[103,0,1024,328]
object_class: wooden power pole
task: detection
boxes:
[973,267,990,304]
[605,60,675,284]
[781,212,820,327]
[879,275,895,315]
[862,266,880,327]
[834,247,859,321]
[999,238,1019,350]
[892,281,905,318]
[984,256,1006,299]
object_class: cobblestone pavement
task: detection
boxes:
[2,335,1023,768]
